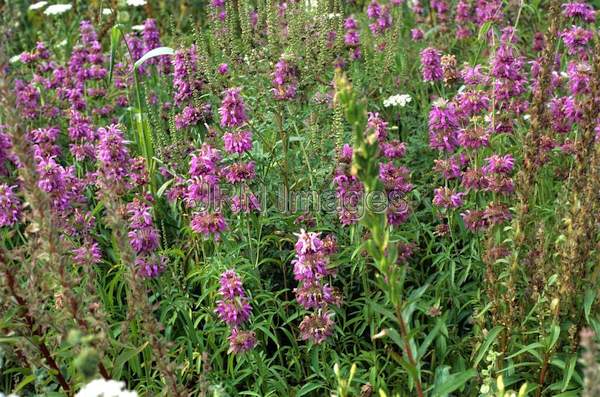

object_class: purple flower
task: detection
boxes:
[231,192,261,214]
[381,140,407,159]
[562,3,596,23]
[433,187,465,209]
[428,99,460,152]
[272,59,298,101]
[96,125,131,186]
[127,198,160,255]
[298,312,334,344]
[191,211,228,239]
[219,88,248,127]
[0,184,21,227]
[72,241,102,265]
[567,61,591,96]
[420,48,443,82]
[215,295,251,326]
[561,26,593,56]
[190,144,221,177]
[219,269,247,299]
[228,328,256,354]
[217,63,229,75]
[366,112,388,142]
[482,154,515,175]
[136,255,166,278]
[175,105,205,130]
[411,28,424,41]
[223,131,253,154]
[294,281,338,310]
[223,162,256,184]
[379,162,413,194]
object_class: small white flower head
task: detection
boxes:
[43,3,72,15]
[126,0,147,6]
[102,8,113,15]
[383,94,412,108]
[28,1,48,10]
[75,378,138,397]
[306,0,318,11]
[9,55,21,64]
[131,25,145,31]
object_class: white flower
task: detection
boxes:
[9,55,21,64]
[383,94,412,108]
[306,0,318,11]
[28,1,48,10]
[131,25,145,31]
[126,0,147,6]
[102,8,113,15]
[43,3,72,15]
[75,379,138,397]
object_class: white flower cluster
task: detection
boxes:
[383,94,412,108]
[75,379,138,397]
[28,1,48,10]
[44,3,73,15]
[126,0,147,6]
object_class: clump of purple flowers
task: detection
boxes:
[215,270,256,354]
[293,229,339,344]
[272,58,298,101]
[127,197,165,278]
[0,184,21,227]
[420,48,443,82]
[219,88,248,128]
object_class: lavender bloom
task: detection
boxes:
[224,162,256,184]
[366,112,388,142]
[223,131,253,154]
[561,26,593,56]
[411,28,424,41]
[420,48,443,82]
[562,3,596,23]
[174,106,203,130]
[298,312,334,344]
[127,199,160,255]
[228,328,257,354]
[379,163,413,194]
[567,61,591,96]
[191,211,228,239]
[96,125,131,185]
[136,255,166,278]
[433,187,465,209]
[231,192,261,214]
[218,63,229,75]
[0,126,16,175]
[272,58,298,101]
[294,281,337,310]
[0,184,21,227]
[215,269,252,327]
[428,99,460,152]
[72,241,102,265]
[482,154,515,175]
[219,88,248,127]
[381,140,407,159]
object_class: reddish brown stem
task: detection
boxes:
[396,307,424,397]
[3,267,71,392]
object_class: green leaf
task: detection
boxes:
[296,382,323,396]
[108,24,123,84]
[584,289,596,324]
[134,46,175,69]
[431,369,477,397]
[473,326,503,367]
[561,355,577,392]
